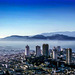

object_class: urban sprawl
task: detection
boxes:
[0,44,75,75]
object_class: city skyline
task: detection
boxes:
[0,0,75,38]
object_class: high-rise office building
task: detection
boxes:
[36,45,41,57]
[66,48,72,65]
[25,45,30,56]
[52,47,57,60]
[43,44,49,57]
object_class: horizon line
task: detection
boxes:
[0,31,75,38]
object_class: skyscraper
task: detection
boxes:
[43,44,49,57]
[66,48,72,65]
[25,45,30,57]
[36,45,41,57]
[52,47,57,60]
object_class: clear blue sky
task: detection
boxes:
[0,0,75,38]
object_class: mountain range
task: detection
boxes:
[41,31,75,37]
[1,31,75,41]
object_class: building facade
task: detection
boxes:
[36,45,41,57]
[25,45,30,56]
[66,48,72,65]
[52,47,57,60]
[43,44,49,57]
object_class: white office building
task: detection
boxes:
[52,47,57,60]
[36,45,41,57]
[25,45,30,56]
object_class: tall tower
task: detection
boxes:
[66,48,72,65]
[25,45,30,57]
[43,44,49,57]
[52,47,57,60]
[36,45,41,57]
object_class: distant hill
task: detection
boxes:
[31,35,47,39]
[1,35,30,41]
[41,31,75,37]
[1,34,75,41]
[46,34,75,40]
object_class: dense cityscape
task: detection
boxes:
[0,0,75,75]
[0,44,75,75]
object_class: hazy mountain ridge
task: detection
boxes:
[41,31,75,37]
[1,35,30,41]
[1,33,75,41]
